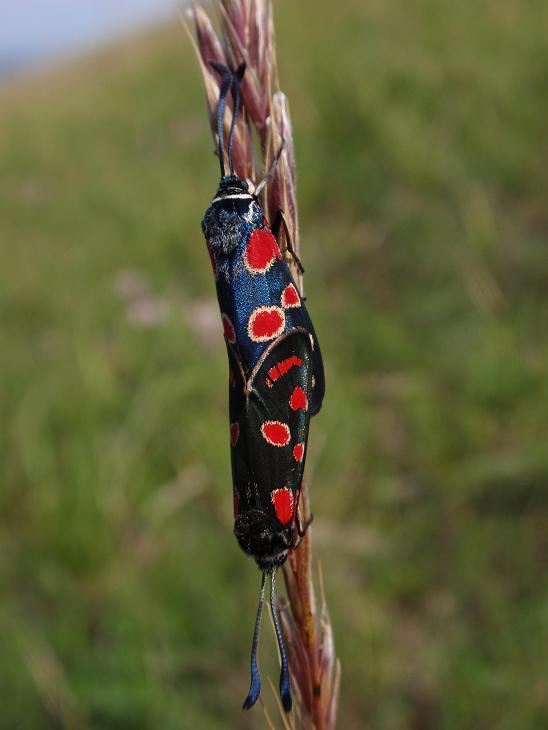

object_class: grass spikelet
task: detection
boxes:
[186,2,340,727]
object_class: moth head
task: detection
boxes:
[234,508,292,571]
[214,174,250,200]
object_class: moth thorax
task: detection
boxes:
[202,186,256,255]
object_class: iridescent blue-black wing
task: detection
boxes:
[275,265,325,418]
[226,342,251,520]
[228,328,313,530]
[306,318,325,417]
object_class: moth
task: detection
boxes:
[201,63,325,712]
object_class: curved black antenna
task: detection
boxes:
[270,569,292,713]
[227,63,246,176]
[210,62,246,179]
[242,571,266,711]
[209,62,232,178]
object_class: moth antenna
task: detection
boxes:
[209,61,232,178]
[242,571,266,710]
[270,569,292,713]
[227,63,246,176]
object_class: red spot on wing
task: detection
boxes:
[289,386,308,411]
[281,283,300,308]
[267,355,303,384]
[248,306,285,342]
[244,228,282,274]
[229,369,235,385]
[271,487,294,524]
[230,422,239,447]
[293,443,305,462]
[221,313,236,344]
[261,421,291,447]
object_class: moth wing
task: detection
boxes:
[281,271,325,418]
[307,320,325,417]
[243,328,313,527]
[226,343,253,519]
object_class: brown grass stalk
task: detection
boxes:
[185,2,340,727]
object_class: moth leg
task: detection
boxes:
[271,209,305,275]
[297,511,314,538]
[254,140,285,198]
[291,510,314,549]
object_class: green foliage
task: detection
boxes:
[1,1,547,727]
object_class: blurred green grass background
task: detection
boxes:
[1,0,548,728]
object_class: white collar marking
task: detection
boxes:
[211,194,253,204]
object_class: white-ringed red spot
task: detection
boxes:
[247,306,285,342]
[289,386,308,412]
[281,283,300,309]
[221,313,236,344]
[271,487,294,524]
[230,422,239,447]
[292,443,305,462]
[243,227,282,274]
[261,420,291,447]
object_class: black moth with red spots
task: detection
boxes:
[201,63,325,714]
[228,329,314,571]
